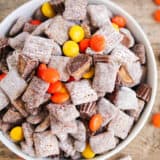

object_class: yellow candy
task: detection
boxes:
[83,67,95,79]
[112,23,119,32]
[63,41,79,57]
[82,144,95,159]
[69,25,85,43]
[41,2,55,18]
[10,126,24,142]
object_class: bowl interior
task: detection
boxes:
[0,0,157,160]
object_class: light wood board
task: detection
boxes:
[0,0,159,159]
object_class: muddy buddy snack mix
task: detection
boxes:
[0,0,151,159]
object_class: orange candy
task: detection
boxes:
[38,66,60,83]
[90,35,106,52]
[51,92,70,104]
[47,81,63,94]
[152,113,160,128]
[79,38,90,53]
[89,114,103,132]
[153,9,160,22]
[37,64,47,77]
[111,16,126,28]
[30,20,42,25]
[0,73,6,81]
[154,0,160,5]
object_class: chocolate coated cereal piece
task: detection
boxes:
[97,98,118,126]
[108,110,134,139]
[33,131,59,157]
[74,140,86,152]
[71,120,86,142]
[127,98,145,121]
[33,8,47,22]
[8,32,29,50]
[132,43,146,64]
[22,122,34,146]
[22,77,49,109]
[9,17,29,36]
[23,22,37,33]
[22,35,53,63]
[0,70,27,100]
[93,62,120,93]
[3,108,23,124]
[50,115,77,135]
[66,80,98,105]
[51,42,62,56]
[35,117,50,132]
[7,50,21,71]
[45,15,74,45]
[20,142,35,157]
[47,103,79,122]
[26,112,46,125]
[63,0,87,21]
[11,99,28,118]
[0,88,9,111]
[90,131,116,154]
[0,37,8,54]
[120,28,135,48]
[0,120,12,133]
[114,87,139,111]
[111,45,142,87]
[59,137,75,156]
[32,18,53,36]
[87,4,110,27]
[50,0,65,14]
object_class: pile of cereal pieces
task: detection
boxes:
[0,0,152,159]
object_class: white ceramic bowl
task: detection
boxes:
[0,0,157,159]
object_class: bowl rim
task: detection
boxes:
[0,0,157,160]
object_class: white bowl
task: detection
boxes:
[0,0,157,159]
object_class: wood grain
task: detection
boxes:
[0,0,160,159]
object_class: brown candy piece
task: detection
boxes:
[18,54,39,79]
[79,102,97,119]
[132,44,146,64]
[93,54,109,65]
[118,65,134,86]
[67,54,92,80]
[136,83,152,102]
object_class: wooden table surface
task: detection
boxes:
[0,0,160,159]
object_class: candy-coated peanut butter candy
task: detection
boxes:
[69,25,85,43]
[89,114,103,132]
[41,2,55,18]
[82,144,95,159]
[63,41,79,57]
[10,126,24,142]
